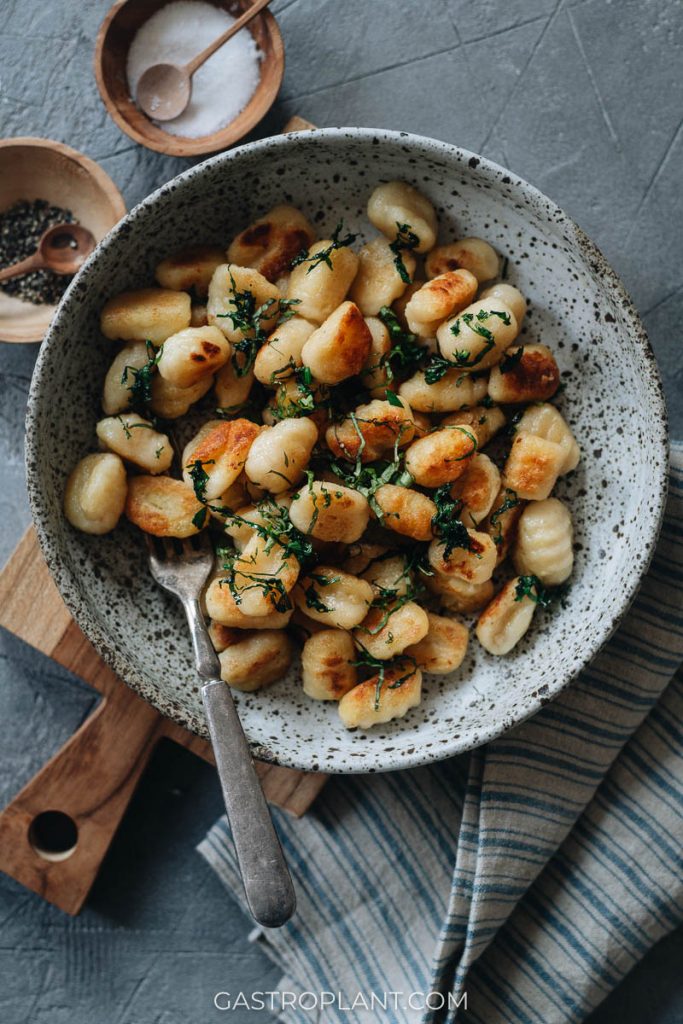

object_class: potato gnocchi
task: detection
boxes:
[65,180,580,731]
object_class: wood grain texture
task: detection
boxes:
[0,528,327,914]
[0,137,126,343]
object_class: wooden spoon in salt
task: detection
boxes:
[136,0,272,122]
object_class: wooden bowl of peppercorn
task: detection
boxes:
[0,137,126,344]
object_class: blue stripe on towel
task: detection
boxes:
[198,450,683,1024]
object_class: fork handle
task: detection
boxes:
[202,680,296,928]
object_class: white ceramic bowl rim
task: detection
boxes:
[26,127,669,772]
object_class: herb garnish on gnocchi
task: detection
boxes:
[64,182,579,730]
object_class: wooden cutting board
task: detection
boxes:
[0,116,327,916]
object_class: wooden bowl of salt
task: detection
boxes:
[94,0,284,157]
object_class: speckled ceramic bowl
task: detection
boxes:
[26,128,668,773]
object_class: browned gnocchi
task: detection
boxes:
[68,182,580,732]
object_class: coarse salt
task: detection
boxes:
[127,1,262,139]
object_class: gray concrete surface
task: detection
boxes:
[1,0,682,1021]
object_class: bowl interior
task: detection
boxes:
[0,139,125,343]
[96,0,284,156]
[27,129,668,773]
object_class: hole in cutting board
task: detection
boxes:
[28,810,79,861]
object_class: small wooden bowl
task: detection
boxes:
[94,0,285,157]
[0,138,126,345]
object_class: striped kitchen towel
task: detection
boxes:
[199,445,683,1024]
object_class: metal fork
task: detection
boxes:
[145,532,296,928]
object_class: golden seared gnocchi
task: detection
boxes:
[404,425,478,487]
[515,403,580,474]
[354,601,429,660]
[150,372,214,419]
[253,316,317,385]
[360,316,392,394]
[289,480,370,543]
[425,572,495,614]
[205,577,293,629]
[294,567,374,630]
[480,282,527,325]
[483,486,526,565]
[214,360,255,411]
[325,397,414,462]
[301,301,372,384]
[367,180,437,253]
[155,245,225,296]
[372,484,436,541]
[426,238,499,282]
[435,298,518,369]
[301,629,358,700]
[100,288,191,343]
[96,413,172,474]
[513,498,574,586]
[227,205,316,283]
[261,375,328,425]
[125,476,204,537]
[338,661,422,729]
[229,534,300,616]
[70,186,581,730]
[441,404,506,448]
[504,432,566,501]
[360,552,411,595]
[405,270,478,338]
[207,264,281,346]
[102,341,150,415]
[157,326,230,389]
[428,531,497,585]
[182,418,262,500]
[405,612,468,674]
[449,453,501,527]
[218,629,293,690]
[244,417,318,493]
[399,368,488,413]
[64,453,128,534]
[287,238,359,323]
[349,237,416,315]
[488,344,560,404]
[476,576,538,655]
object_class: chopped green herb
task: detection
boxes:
[269,365,322,421]
[302,571,340,613]
[499,346,524,373]
[121,340,162,410]
[423,354,456,384]
[351,646,419,711]
[378,305,426,378]
[389,221,419,284]
[449,308,512,366]
[514,574,552,610]
[114,415,158,439]
[192,506,209,530]
[290,220,358,274]
[188,459,215,503]
[384,388,403,407]
[488,488,520,547]
[431,483,477,558]
[321,421,414,521]
[218,270,300,376]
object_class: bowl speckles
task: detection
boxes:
[25,128,669,774]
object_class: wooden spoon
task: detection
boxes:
[0,224,96,283]
[136,0,273,122]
